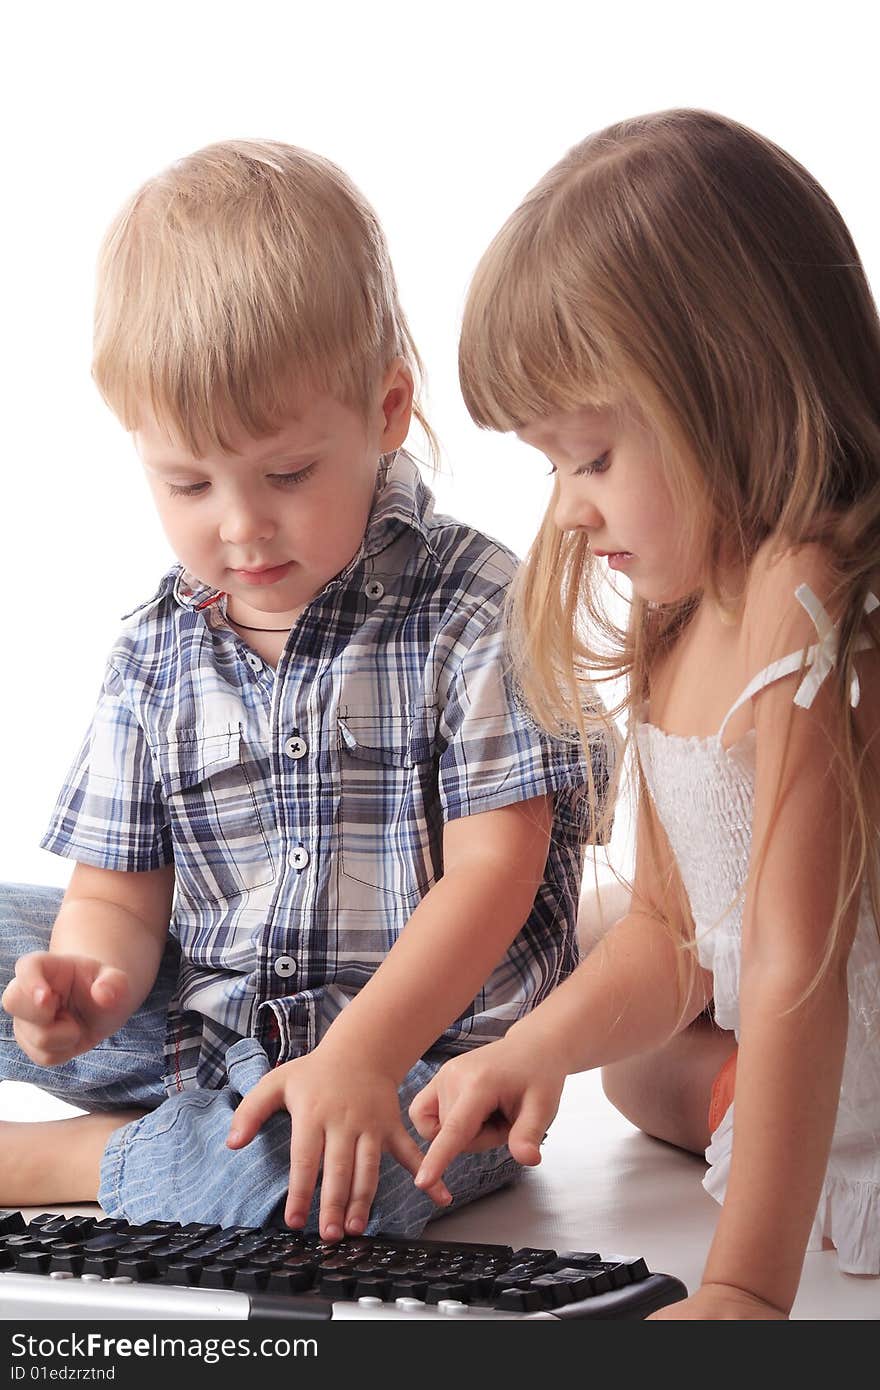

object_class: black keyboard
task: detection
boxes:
[0,1210,687,1321]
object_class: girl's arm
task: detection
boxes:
[697,548,876,1316]
[411,791,714,1184]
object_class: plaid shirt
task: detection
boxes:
[42,453,610,1094]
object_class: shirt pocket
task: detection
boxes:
[154,726,276,904]
[337,710,438,900]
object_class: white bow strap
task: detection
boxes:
[793,584,877,710]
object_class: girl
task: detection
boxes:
[409,109,880,1318]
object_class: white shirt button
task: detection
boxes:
[289,846,310,870]
[274,955,297,978]
[284,735,308,760]
[245,653,263,672]
[365,579,384,600]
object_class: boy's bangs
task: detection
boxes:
[459,220,614,433]
[99,346,355,457]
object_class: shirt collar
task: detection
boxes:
[122,449,440,619]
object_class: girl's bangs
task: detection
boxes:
[459,227,615,432]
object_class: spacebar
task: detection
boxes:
[0,1272,332,1321]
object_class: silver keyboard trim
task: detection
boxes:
[0,1272,523,1321]
[0,1271,252,1320]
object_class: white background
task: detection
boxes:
[1,0,877,888]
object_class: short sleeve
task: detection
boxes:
[437,606,614,845]
[40,662,172,871]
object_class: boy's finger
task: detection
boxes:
[8,955,60,1020]
[315,1134,355,1241]
[226,1078,283,1148]
[14,1014,83,1064]
[343,1134,382,1236]
[28,953,76,998]
[90,966,128,1013]
[3,979,58,1025]
[284,1128,324,1231]
[1,978,25,1016]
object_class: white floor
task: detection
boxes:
[2,1072,877,1320]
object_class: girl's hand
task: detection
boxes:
[408,1035,566,1191]
[226,1047,452,1241]
[1,951,133,1064]
[647,1283,788,1320]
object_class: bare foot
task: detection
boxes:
[0,1111,145,1206]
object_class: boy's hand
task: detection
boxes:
[1,951,134,1064]
[408,1036,566,1192]
[226,1047,453,1240]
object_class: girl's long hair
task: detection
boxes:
[459,109,880,1004]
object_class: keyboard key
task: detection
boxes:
[47,1247,87,1276]
[353,1275,389,1298]
[491,1272,532,1295]
[603,1255,650,1282]
[157,1260,203,1286]
[495,1287,546,1312]
[3,1239,46,1260]
[426,1281,468,1304]
[549,1266,597,1294]
[530,1274,587,1306]
[232,1267,272,1291]
[199,1264,237,1289]
[510,1247,558,1268]
[266,1269,314,1294]
[457,1272,495,1301]
[35,1217,85,1238]
[593,1261,632,1289]
[389,1276,429,1300]
[15,1251,53,1274]
[276,1254,315,1271]
[82,1233,128,1253]
[115,1258,159,1280]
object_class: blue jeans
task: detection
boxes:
[0,882,520,1233]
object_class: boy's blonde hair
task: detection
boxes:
[93,138,433,456]
[459,109,880,1002]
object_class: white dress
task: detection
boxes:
[635,584,880,1274]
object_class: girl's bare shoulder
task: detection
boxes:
[742,537,879,665]
[742,538,880,740]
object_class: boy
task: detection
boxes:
[0,140,610,1240]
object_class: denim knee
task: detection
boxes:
[0,881,61,990]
